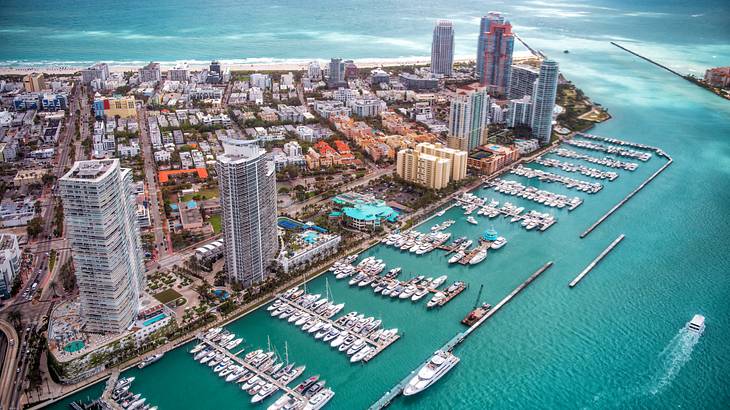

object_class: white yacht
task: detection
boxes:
[687,314,705,334]
[448,252,464,264]
[469,249,487,265]
[491,236,507,249]
[403,350,460,396]
[466,216,478,225]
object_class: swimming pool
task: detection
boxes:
[142,313,167,327]
[63,340,85,353]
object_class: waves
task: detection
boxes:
[646,326,702,395]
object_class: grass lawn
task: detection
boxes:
[181,187,219,202]
[154,288,183,304]
[209,214,222,233]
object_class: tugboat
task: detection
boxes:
[461,286,491,326]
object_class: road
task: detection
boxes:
[0,84,86,410]
[0,320,19,410]
[136,107,172,261]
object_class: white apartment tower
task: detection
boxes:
[447,86,490,152]
[216,139,278,287]
[431,20,455,76]
[59,159,144,334]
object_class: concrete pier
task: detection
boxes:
[569,234,625,288]
[581,155,672,238]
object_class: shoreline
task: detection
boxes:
[0,57,477,76]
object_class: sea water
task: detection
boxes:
[26,0,730,408]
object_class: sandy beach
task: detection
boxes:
[0,58,478,76]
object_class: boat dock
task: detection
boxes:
[569,234,625,287]
[554,148,639,171]
[565,138,652,161]
[581,153,672,238]
[197,337,309,405]
[485,178,583,211]
[510,164,604,193]
[532,156,619,181]
[274,295,400,362]
[368,261,554,410]
[456,241,491,265]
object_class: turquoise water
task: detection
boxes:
[62,341,85,353]
[142,314,167,327]
[24,0,730,409]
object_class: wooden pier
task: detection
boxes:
[198,338,309,405]
[368,261,554,410]
[274,294,400,362]
[569,234,625,288]
[580,154,672,238]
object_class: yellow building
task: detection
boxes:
[415,142,467,181]
[23,73,46,92]
[396,149,451,190]
[94,95,137,118]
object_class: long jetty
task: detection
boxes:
[369,261,553,410]
[580,153,672,238]
[569,235,625,288]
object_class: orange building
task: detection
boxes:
[467,144,519,175]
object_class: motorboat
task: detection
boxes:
[687,314,706,334]
[402,350,460,396]
[491,237,507,249]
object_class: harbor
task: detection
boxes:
[48,134,680,410]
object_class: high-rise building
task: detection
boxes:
[327,58,347,88]
[477,12,514,96]
[506,96,533,128]
[59,159,144,333]
[23,73,46,92]
[216,139,278,287]
[508,64,540,100]
[416,142,468,181]
[139,62,161,83]
[308,61,322,81]
[81,63,110,85]
[0,234,20,299]
[396,149,451,190]
[447,86,490,152]
[168,62,190,82]
[431,20,454,76]
[531,59,559,145]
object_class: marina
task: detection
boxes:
[563,138,652,161]
[532,156,619,181]
[553,148,639,171]
[569,234,626,288]
[270,287,401,363]
[509,164,604,193]
[191,327,335,409]
[485,178,583,211]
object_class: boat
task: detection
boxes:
[226,338,244,350]
[189,343,206,354]
[411,288,429,301]
[469,249,487,265]
[330,332,348,348]
[303,388,335,410]
[491,236,507,249]
[430,275,448,288]
[137,353,163,369]
[350,346,373,363]
[402,350,460,396]
[252,384,279,404]
[426,292,445,309]
[466,216,478,225]
[461,303,492,326]
[687,314,706,334]
[115,377,135,389]
[448,251,464,264]
[295,375,320,393]
[435,210,446,217]
[346,339,366,355]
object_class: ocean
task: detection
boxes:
[7,0,728,409]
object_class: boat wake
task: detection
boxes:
[646,326,701,396]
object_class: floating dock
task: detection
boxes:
[274,294,400,362]
[197,337,309,405]
[368,261,553,410]
[569,234,625,287]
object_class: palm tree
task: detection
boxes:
[8,309,22,330]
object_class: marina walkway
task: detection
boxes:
[368,262,553,410]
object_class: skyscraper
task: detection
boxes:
[508,64,540,100]
[477,12,514,96]
[327,58,346,88]
[531,59,560,145]
[431,20,454,76]
[216,138,278,286]
[447,86,490,152]
[60,159,144,333]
